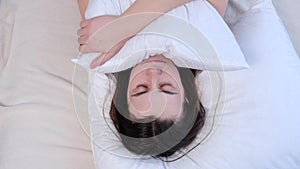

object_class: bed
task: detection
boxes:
[0,0,299,169]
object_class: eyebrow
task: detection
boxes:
[136,84,148,89]
[159,83,176,89]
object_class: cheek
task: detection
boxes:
[129,95,151,112]
[163,96,183,116]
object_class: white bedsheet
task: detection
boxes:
[226,0,300,57]
[0,0,299,169]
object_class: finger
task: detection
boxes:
[90,52,115,68]
[77,28,87,36]
[99,52,114,66]
[80,20,88,28]
[90,53,107,68]
[78,44,85,52]
[79,44,93,53]
[77,35,88,45]
[90,55,102,69]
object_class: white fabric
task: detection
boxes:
[74,0,248,72]
[272,0,300,57]
[225,0,300,58]
[0,1,95,169]
[1,0,299,169]
[88,0,300,168]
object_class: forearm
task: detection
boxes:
[118,0,192,37]
[118,0,228,37]
[78,0,229,67]
[122,0,192,16]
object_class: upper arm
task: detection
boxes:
[207,0,228,18]
[77,0,89,20]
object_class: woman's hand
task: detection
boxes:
[76,0,203,69]
[77,15,130,68]
[90,38,128,68]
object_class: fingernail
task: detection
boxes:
[90,60,98,69]
[90,63,96,69]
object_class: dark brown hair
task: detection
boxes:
[109,67,205,158]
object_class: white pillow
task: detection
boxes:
[86,0,300,168]
[73,0,248,72]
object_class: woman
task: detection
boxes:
[77,0,228,158]
[111,54,205,157]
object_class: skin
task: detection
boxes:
[76,0,228,120]
[76,0,228,68]
[127,55,185,120]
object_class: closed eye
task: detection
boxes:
[131,84,148,97]
[162,90,177,95]
[160,83,178,94]
[132,91,148,97]
[131,83,178,97]
[132,90,177,97]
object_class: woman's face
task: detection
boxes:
[127,55,185,121]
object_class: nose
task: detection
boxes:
[146,69,162,88]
